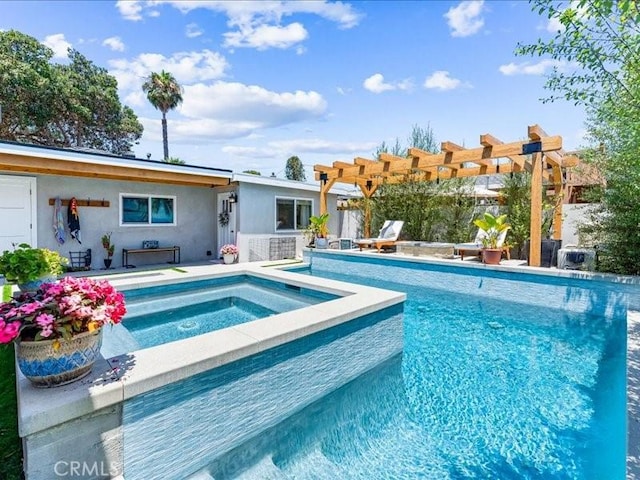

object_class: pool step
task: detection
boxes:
[233,456,293,479]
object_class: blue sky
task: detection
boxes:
[2,1,586,179]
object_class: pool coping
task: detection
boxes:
[16,262,406,437]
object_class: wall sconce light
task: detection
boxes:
[320,172,328,185]
[366,179,373,189]
[229,192,237,203]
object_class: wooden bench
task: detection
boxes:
[122,246,180,268]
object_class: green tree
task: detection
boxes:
[0,30,142,153]
[164,156,185,165]
[285,155,306,181]
[517,0,640,273]
[242,169,261,175]
[142,70,183,160]
[369,124,475,242]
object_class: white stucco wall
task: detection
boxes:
[236,182,340,236]
[33,175,217,268]
[561,203,599,247]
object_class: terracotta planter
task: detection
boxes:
[16,329,103,388]
[482,248,503,265]
[223,254,236,264]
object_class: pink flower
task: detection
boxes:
[0,320,21,343]
[0,275,126,343]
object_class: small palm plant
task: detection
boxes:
[473,212,511,249]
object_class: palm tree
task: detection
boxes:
[142,70,183,160]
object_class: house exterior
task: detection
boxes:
[0,141,355,269]
[226,173,358,262]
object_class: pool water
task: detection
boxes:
[124,296,276,350]
[103,276,337,354]
[201,260,626,479]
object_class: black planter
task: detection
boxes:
[103,258,113,269]
[524,239,561,267]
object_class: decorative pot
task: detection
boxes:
[315,237,328,249]
[16,329,103,388]
[103,258,113,269]
[17,275,56,293]
[482,249,503,265]
[223,254,236,264]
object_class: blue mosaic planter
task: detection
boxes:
[16,329,103,387]
[17,275,56,293]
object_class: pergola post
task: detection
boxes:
[319,179,335,215]
[529,152,543,266]
[359,182,377,238]
[551,165,563,241]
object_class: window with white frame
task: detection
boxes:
[276,197,312,231]
[120,194,176,226]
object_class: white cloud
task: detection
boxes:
[103,36,125,52]
[423,71,464,91]
[109,49,229,91]
[43,33,71,59]
[180,82,327,124]
[545,16,564,33]
[186,23,203,38]
[221,138,377,160]
[163,1,362,29]
[498,59,566,76]
[363,73,412,94]
[223,22,308,50]
[124,90,147,107]
[138,81,327,144]
[269,138,377,155]
[116,1,363,50]
[116,0,143,21]
[444,1,485,37]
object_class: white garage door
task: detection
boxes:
[0,175,37,253]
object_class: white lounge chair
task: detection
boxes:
[354,220,404,253]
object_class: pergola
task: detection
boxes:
[314,124,580,267]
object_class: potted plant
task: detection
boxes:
[0,276,126,387]
[473,212,511,265]
[306,213,330,249]
[101,233,115,269]
[220,244,239,264]
[0,243,67,291]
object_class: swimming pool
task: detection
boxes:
[187,253,627,479]
[103,275,338,353]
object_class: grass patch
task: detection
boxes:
[0,285,23,480]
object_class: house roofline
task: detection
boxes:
[0,140,232,177]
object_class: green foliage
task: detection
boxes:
[0,30,142,153]
[0,244,67,284]
[368,124,476,242]
[306,213,330,238]
[164,156,185,164]
[101,233,114,258]
[473,212,511,249]
[142,70,183,160]
[0,342,22,480]
[285,156,306,181]
[243,170,261,175]
[519,1,640,273]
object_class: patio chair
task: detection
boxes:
[354,220,404,253]
[454,229,510,261]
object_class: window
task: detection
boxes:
[120,194,176,226]
[276,197,312,231]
